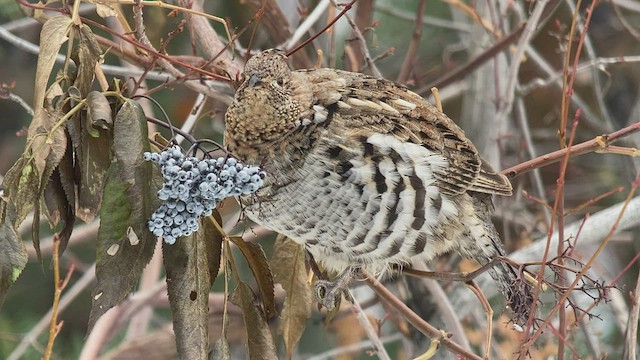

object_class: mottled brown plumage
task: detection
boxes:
[225,49,531,323]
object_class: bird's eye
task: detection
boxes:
[275,78,285,87]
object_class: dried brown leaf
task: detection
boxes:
[32,15,72,120]
[88,99,161,332]
[86,91,113,134]
[229,236,276,319]
[163,225,211,360]
[230,281,278,360]
[202,213,223,288]
[210,337,231,360]
[271,235,312,359]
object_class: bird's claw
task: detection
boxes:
[313,268,355,310]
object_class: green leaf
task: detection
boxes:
[230,282,278,360]
[229,237,276,319]
[271,235,312,359]
[88,99,160,332]
[163,227,211,360]
[0,202,28,306]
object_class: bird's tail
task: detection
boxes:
[487,254,533,326]
[469,194,533,326]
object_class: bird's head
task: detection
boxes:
[225,50,314,154]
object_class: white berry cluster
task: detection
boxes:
[144,145,265,244]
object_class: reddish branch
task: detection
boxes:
[502,121,640,179]
[43,235,75,360]
[364,273,483,360]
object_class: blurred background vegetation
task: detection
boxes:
[1,0,640,359]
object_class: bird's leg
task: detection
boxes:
[314,266,356,310]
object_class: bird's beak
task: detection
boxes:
[248,74,261,87]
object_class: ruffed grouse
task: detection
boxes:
[225,49,531,323]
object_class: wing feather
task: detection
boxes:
[302,68,511,197]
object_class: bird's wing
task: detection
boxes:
[302,68,512,197]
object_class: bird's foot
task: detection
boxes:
[314,267,355,310]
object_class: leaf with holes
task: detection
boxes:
[163,225,211,360]
[88,99,161,332]
[229,236,276,319]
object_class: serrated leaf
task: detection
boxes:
[33,15,72,120]
[3,157,40,227]
[0,202,28,306]
[3,103,67,263]
[229,236,276,319]
[230,282,278,360]
[88,99,161,332]
[72,24,102,97]
[203,213,223,288]
[33,110,67,260]
[270,235,312,359]
[163,227,211,360]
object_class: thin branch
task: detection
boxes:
[502,121,640,179]
[8,265,96,360]
[520,55,640,95]
[515,98,551,223]
[283,0,332,51]
[396,0,426,84]
[286,0,356,61]
[0,85,34,115]
[494,0,549,126]
[43,236,75,360]
[523,46,609,133]
[375,4,473,32]
[306,333,403,360]
[328,0,382,78]
[559,0,598,147]
[625,267,640,360]
[363,271,483,360]
[520,176,640,354]
[348,292,391,360]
